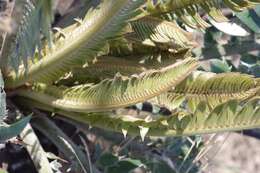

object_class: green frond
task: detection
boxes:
[152,93,186,111]
[153,71,259,111]
[108,36,191,62]
[58,51,191,84]
[9,0,53,72]
[17,58,198,112]
[17,97,260,137]
[127,16,195,51]
[38,0,53,42]
[107,15,195,58]
[145,0,260,29]
[62,56,148,83]
[6,0,145,89]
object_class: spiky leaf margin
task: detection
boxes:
[128,16,194,50]
[16,97,260,137]
[144,0,259,29]
[58,51,191,84]
[152,71,260,111]
[17,58,198,112]
[6,0,145,89]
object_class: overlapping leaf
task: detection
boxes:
[153,71,260,111]
[17,58,198,112]
[127,16,194,51]
[6,0,145,89]
[58,51,191,84]
[17,96,260,137]
[145,0,260,29]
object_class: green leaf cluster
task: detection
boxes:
[1,0,260,141]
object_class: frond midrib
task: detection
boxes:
[171,72,259,98]
[146,0,203,14]
[170,87,259,97]
[17,58,198,112]
[6,0,143,89]
[15,97,260,137]
[145,0,253,15]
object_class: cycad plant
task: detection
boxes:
[0,0,260,170]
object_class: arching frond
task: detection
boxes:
[17,96,260,137]
[17,58,198,112]
[145,0,259,29]
[6,0,145,89]
[57,51,191,84]
[108,36,191,62]
[63,56,148,83]
[127,16,195,51]
[153,72,259,111]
